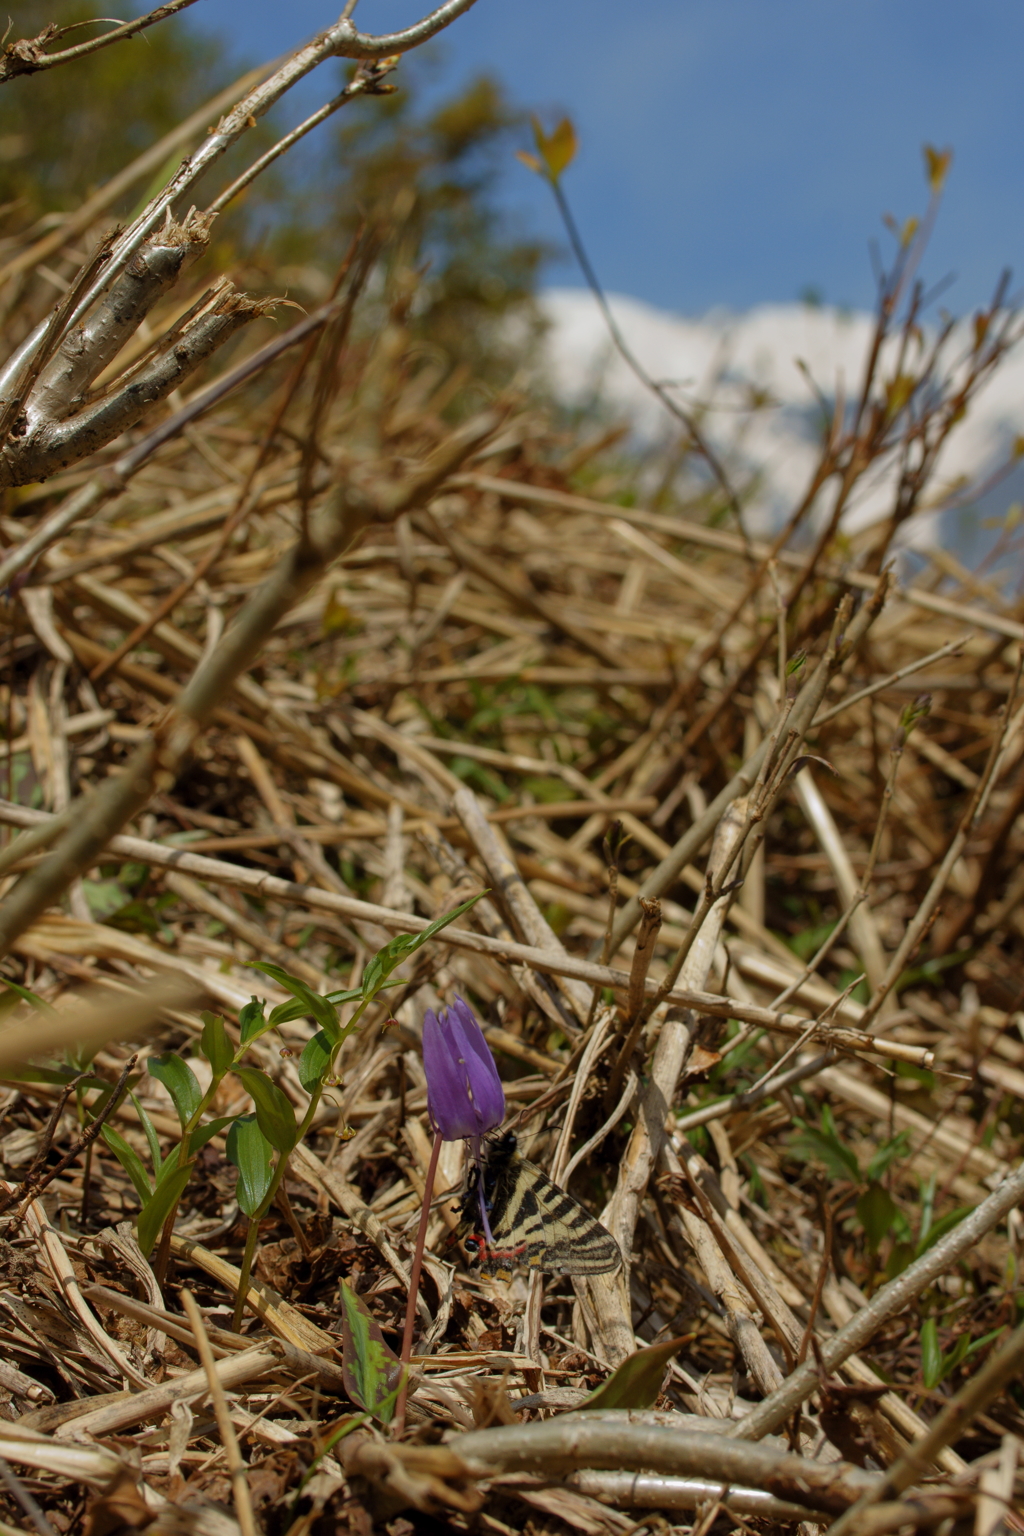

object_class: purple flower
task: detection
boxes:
[422,996,504,1143]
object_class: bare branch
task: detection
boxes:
[206,58,399,218]
[0,64,271,289]
[0,0,202,84]
[3,0,482,392]
[728,1157,1024,1442]
[0,285,364,593]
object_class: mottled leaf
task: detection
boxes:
[339,1279,403,1423]
[579,1335,688,1412]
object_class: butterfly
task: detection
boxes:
[452,1129,621,1280]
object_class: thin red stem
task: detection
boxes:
[393,1127,443,1434]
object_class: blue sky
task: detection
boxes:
[188,0,1024,319]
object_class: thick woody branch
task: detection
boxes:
[7,287,264,485]
[0,288,354,592]
[4,0,481,392]
[18,216,212,436]
[449,1417,884,1514]
[332,0,482,58]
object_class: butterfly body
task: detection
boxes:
[454,1130,621,1281]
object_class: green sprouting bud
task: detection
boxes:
[785,649,807,678]
[895,694,931,748]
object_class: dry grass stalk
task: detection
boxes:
[0,13,1021,1530]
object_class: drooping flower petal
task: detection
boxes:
[422,995,504,1142]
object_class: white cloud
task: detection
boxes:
[539,287,1024,555]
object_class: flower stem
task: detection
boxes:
[394,1126,443,1435]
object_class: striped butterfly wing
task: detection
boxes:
[481,1151,621,1280]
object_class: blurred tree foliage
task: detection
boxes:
[0,4,546,379]
[301,61,547,373]
[0,1,226,218]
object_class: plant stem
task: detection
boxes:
[152,1075,224,1289]
[394,1127,443,1434]
[231,1216,263,1334]
[230,1087,322,1330]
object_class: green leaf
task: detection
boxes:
[856,1182,898,1252]
[917,1173,937,1246]
[296,1410,376,1497]
[914,1205,971,1259]
[137,1164,193,1257]
[339,1279,403,1423]
[360,892,488,1004]
[226,1114,275,1217]
[298,1031,332,1095]
[200,1012,233,1077]
[789,1107,860,1182]
[232,1067,297,1154]
[154,1148,190,1188]
[323,982,402,1007]
[188,1116,237,1157]
[81,877,131,922]
[322,985,366,1006]
[239,996,267,1044]
[885,1240,914,1281]
[579,1335,687,1412]
[128,1090,164,1178]
[100,1123,153,1203]
[942,1330,973,1379]
[147,1053,203,1130]
[247,964,340,1042]
[895,1059,935,1090]
[920,1317,942,1389]
[866,1131,910,1184]
[529,114,577,182]
[521,776,576,804]
[966,1327,1005,1362]
[0,977,57,1015]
